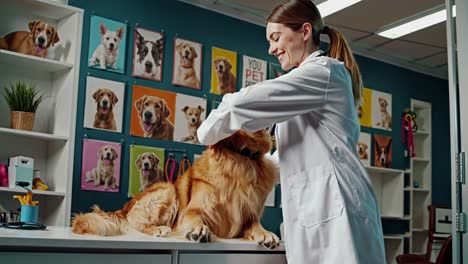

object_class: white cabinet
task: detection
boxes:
[178,253,287,264]
[366,166,404,218]
[0,253,172,264]
[0,0,83,226]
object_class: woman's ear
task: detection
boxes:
[301,22,312,41]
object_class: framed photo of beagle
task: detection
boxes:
[83,76,125,133]
[132,27,164,82]
[174,93,207,144]
[373,134,392,168]
[172,37,203,89]
[357,132,371,167]
[211,47,237,95]
[128,145,165,196]
[371,90,392,131]
[130,85,176,141]
[81,139,121,192]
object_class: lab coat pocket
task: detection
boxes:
[289,165,344,228]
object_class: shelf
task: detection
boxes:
[412,228,428,232]
[0,127,69,141]
[0,187,66,197]
[381,215,410,220]
[412,188,431,193]
[0,49,73,73]
[404,187,412,191]
[412,157,430,163]
[384,234,405,240]
[413,130,430,136]
[2,0,83,20]
[365,166,404,175]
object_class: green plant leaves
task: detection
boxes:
[1,81,45,112]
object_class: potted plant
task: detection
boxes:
[2,81,45,131]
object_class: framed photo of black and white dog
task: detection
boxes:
[83,76,125,133]
[81,139,121,192]
[172,38,203,89]
[88,15,127,74]
[132,27,164,82]
[174,94,207,144]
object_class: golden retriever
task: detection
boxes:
[0,20,60,58]
[175,42,200,88]
[375,97,392,129]
[93,88,118,131]
[136,152,164,192]
[72,130,279,249]
[180,105,204,144]
[135,95,174,140]
[85,145,119,190]
[213,56,236,95]
[357,142,368,160]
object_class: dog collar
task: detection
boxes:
[222,143,260,160]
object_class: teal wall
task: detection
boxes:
[69,0,451,237]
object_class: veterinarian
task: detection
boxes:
[197,0,385,263]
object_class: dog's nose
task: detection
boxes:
[109,43,114,49]
[38,37,45,44]
[219,65,223,71]
[106,152,111,158]
[191,118,196,123]
[184,50,189,57]
[102,100,108,106]
[144,162,149,169]
[145,61,153,69]
[144,111,153,119]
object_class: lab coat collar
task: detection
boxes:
[299,50,325,67]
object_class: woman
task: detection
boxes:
[197,0,386,263]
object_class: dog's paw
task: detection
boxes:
[185,224,213,243]
[247,230,280,249]
[153,226,172,237]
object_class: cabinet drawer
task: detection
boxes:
[0,253,172,264]
[179,253,287,264]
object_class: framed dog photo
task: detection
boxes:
[211,47,237,95]
[374,134,392,168]
[358,88,372,128]
[88,15,127,74]
[172,38,203,89]
[268,62,286,79]
[83,76,125,133]
[371,90,392,131]
[130,85,176,140]
[129,145,165,196]
[81,139,121,192]
[174,94,207,144]
[242,55,267,87]
[357,132,371,167]
[132,27,164,82]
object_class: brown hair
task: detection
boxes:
[267,0,363,107]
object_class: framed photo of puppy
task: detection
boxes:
[172,38,202,89]
[358,88,372,128]
[373,134,392,168]
[130,85,176,140]
[83,76,125,132]
[371,90,392,131]
[211,47,237,95]
[88,15,127,74]
[268,62,286,79]
[132,27,164,82]
[81,139,121,192]
[129,145,165,196]
[357,132,371,167]
[174,94,207,144]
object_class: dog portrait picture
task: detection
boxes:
[88,15,127,74]
[371,90,392,131]
[172,38,202,89]
[242,55,267,87]
[132,27,164,81]
[358,88,372,127]
[130,85,176,140]
[211,47,237,95]
[373,135,392,168]
[357,132,371,167]
[83,76,125,133]
[267,62,286,79]
[128,145,165,196]
[81,139,121,192]
[174,94,207,144]
[0,19,60,59]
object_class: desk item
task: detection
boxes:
[2,221,46,230]
[0,164,8,187]
[20,205,38,223]
[8,156,34,188]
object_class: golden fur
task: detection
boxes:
[175,42,200,88]
[93,88,118,131]
[72,130,279,248]
[135,95,174,140]
[136,152,164,192]
[357,142,368,160]
[0,20,59,58]
[85,145,119,190]
[213,56,236,95]
[375,97,391,129]
[180,105,204,144]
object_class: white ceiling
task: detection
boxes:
[179,0,450,79]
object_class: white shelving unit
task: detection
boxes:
[408,99,432,254]
[0,0,83,227]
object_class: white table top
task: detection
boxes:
[0,226,285,252]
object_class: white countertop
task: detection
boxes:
[0,226,285,252]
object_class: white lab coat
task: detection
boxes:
[197,50,386,263]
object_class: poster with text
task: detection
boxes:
[242,55,267,87]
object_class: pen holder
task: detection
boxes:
[20,205,38,223]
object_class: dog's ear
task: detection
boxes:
[198,105,205,113]
[99,23,108,35]
[213,57,221,67]
[176,42,183,53]
[116,26,124,40]
[51,28,60,46]
[225,59,232,71]
[111,91,119,106]
[152,153,160,166]
[385,138,392,153]
[136,154,142,169]
[162,100,171,119]
[182,106,189,113]
[97,147,104,160]
[135,96,147,114]
[93,89,101,102]
[192,46,198,58]
[111,147,119,160]
[28,20,41,32]
[156,38,164,56]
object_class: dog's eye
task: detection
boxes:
[47,30,51,35]
[106,37,109,40]
[155,104,160,108]
[114,38,117,42]
[145,102,149,106]
[148,156,153,160]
